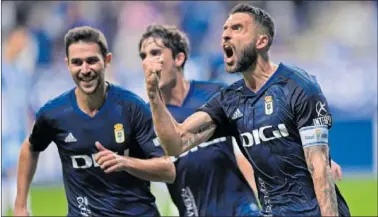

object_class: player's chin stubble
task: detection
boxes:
[78,77,100,95]
[228,43,257,74]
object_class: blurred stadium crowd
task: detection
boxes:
[2,0,377,188]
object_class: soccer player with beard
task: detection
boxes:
[139,24,260,216]
[14,26,175,217]
[144,3,350,217]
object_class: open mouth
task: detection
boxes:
[80,77,96,83]
[223,44,235,63]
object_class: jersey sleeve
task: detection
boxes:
[292,85,332,149]
[29,108,55,152]
[131,101,166,158]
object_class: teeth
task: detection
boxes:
[81,78,93,82]
[224,44,232,48]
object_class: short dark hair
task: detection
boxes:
[230,3,275,49]
[138,24,190,69]
[64,26,109,58]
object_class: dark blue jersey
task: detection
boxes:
[164,80,259,216]
[198,64,350,216]
[29,83,163,217]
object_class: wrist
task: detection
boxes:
[14,200,27,209]
[149,92,161,104]
[121,156,131,171]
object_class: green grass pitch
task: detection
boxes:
[4,178,377,216]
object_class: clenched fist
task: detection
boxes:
[143,55,164,100]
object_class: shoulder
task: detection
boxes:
[190,80,229,103]
[279,63,323,97]
[200,78,244,107]
[37,88,74,119]
[213,78,244,101]
[109,83,151,114]
[192,80,227,92]
[224,78,244,92]
[110,84,149,106]
[201,79,244,115]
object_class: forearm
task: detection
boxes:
[123,156,176,183]
[149,93,183,156]
[15,140,39,208]
[311,165,338,216]
[239,162,258,197]
[238,158,259,203]
[305,146,338,216]
[234,149,258,195]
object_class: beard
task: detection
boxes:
[228,42,258,74]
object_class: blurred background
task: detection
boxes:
[1,1,377,216]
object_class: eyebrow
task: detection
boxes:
[71,56,99,60]
[150,48,162,53]
[70,56,100,64]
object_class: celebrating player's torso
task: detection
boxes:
[164,80,259,216]
[30,83,162,216]
[199,63,350,216]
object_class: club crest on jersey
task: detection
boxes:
[264,96,273,115]
[114,123,125,143]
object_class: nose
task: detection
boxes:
[81,62,91,74]
[222,29,231,43]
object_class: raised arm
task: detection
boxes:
[144,55,217,156]
[153,108,217,156]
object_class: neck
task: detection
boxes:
[241,54,278,92]
[76,82,108,117]
[160,71,190,107]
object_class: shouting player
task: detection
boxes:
[139,24,260,216]
[14,26,175,216]
[144,4,350,217]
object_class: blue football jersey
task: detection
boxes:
[198,63,350,216]
[29,83,163,216]
[164,80,259,216]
